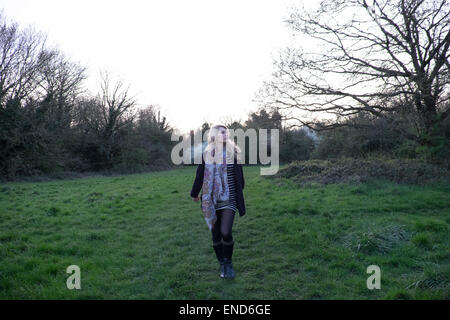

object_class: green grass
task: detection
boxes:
[0,165,449,299]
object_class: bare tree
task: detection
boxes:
[39,50,87,103]
[33,50,87,131]
[261,0,449,148]
[0,11,54,105]
[97,70,137,164]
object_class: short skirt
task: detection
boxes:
[215,163,237,213]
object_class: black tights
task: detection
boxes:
[211,209,235,244]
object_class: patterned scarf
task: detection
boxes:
[201,148,230,231]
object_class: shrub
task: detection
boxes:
[269,157,449,186]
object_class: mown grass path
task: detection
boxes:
[0,165,448,299]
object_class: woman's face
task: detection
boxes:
[216,126,228,143]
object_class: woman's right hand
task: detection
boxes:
[192,196,200,202]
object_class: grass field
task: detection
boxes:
[0,165,449,299]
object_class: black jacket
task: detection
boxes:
[190,156,246,217]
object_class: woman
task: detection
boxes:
[190,125,246,279]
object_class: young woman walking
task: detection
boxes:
[190,125,246,279]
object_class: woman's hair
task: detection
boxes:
[204,124,241,162]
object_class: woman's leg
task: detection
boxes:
[211,211,225,277]
[211,209,236,278]
[218,209,235,243]
[211,209,235,259]
[211,211,222,244]
[211,208,235,243]
[219,209,236,278]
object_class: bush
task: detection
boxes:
[270,157,449,186]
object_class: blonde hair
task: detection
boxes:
[204,124,241,163]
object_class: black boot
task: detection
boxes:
[222,239,235,279]
[213,241,225,278]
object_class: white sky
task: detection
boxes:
[1,0,318,134]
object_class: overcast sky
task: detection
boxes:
[1,0,316,133]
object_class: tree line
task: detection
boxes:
[0,12,174,180]
[1,0,448,181]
